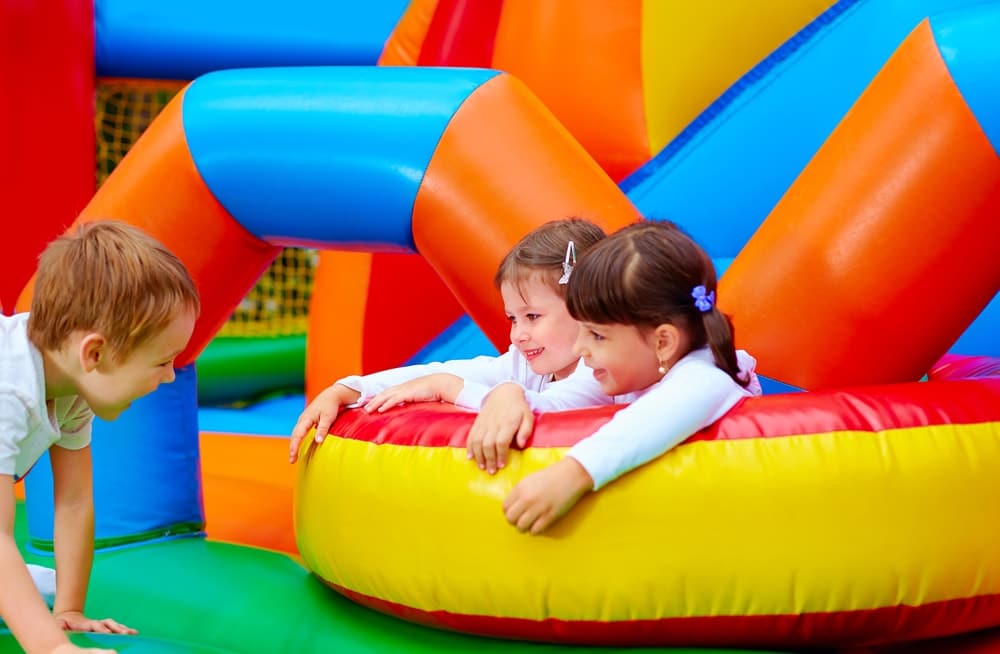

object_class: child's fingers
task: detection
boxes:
[376,395,406,412]
[288,421,311,462]
[315,413,335,442]
[363,393,386,412]
[529,512,553,535]
[102,619,135,635]
[366,392,404,413]
[515,412,534,448]
[512,501,543,533]
[483,434,502,475]
[502,492,522,522]
[482,434,500,474]
[290,414,311,442]
[467,426,486,468]
[495,435,510,469]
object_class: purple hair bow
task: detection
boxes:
[691,285,715,313]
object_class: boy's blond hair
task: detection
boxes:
[28,220,200,362]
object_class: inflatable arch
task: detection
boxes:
[16,66,638,550]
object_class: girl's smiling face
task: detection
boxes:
[573,321,663,396]
[500,276,580,381]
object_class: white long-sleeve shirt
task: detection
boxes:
[521,348,760,412]
[566,347,758,489]
[336,345,608,410]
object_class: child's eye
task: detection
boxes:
[526,313,541,321]
[506,315,516,324]
[590,330,605,341]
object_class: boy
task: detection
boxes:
[0,221,199,653]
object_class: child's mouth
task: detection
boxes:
[523,347,543,360]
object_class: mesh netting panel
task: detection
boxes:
[95,79,315,337]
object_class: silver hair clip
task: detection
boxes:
[558,240,576,285]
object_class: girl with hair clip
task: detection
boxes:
[498,220,760,535]
[289,218,611,463]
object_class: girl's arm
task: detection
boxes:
[566,360,747,489]
[340,347,521,408]
[503,357,750,534]
[468,365,614,474]
[518,360,619,411]
[290,349,521,461]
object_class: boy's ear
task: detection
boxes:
[79,332,108,372]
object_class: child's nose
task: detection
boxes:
[511,323,529,342]
[162,366,176,384]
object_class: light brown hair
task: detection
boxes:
[493,218,607,297]
[566,220,748,387]
[28,220,200,362]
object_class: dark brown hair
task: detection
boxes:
[28,220,200,362]
[493,218,607,296]
[566,220,747,387]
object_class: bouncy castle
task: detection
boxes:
[3,0,999,652]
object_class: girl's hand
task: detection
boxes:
[468,383,534,474]
[54,610,137,635]
[502,458,593,534]
[289,383,360,462]
[363,374,464,414]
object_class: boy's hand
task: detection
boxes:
[468,383,534,474]
[289,384,360,463]
[363,374,464,414]
[502,458,593,535]
[55,610,136,635]
[51,644,117,654]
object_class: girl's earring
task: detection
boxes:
[658,362,667,376]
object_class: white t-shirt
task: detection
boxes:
[337,345,610,410]
[0,314,92,480]
[566,347,758,489]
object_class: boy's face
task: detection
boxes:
[501,276,580,381]
[77,309,196,421]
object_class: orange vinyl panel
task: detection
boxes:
[199,431,297,554]
[305,250,371,402]
[17,87,282,367]
[378,0,439,66]
[491,0,647,181]
[412,73,640,351]
[719,21,1000,390]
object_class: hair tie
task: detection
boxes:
[558,240,576,285]
[691,285,715,313]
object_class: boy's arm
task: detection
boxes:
[48,445,94,621]
[0,475,72,652]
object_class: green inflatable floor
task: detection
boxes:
[4,503,795,654]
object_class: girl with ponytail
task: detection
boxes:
[494,220,761,535]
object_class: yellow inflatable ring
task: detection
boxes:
[296,375,1000,649]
